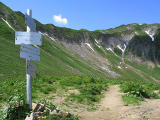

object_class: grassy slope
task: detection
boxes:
[0,18,26,79]
[0,18,109,79]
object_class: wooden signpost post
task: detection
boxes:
[15,9,42,109]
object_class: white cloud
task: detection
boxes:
[53,14,68,25]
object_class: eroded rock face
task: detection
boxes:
[37,23,160,74]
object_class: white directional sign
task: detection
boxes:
[20,44,40,61]
[27,61,36,78]
[15,32,42,45]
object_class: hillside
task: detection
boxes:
[1,2,160,80]
[0,2,160,119]
[0,2,112,79]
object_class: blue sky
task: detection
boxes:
[1,0,160,30]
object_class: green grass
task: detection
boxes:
[122,95,143,105]
[0,17,109,80]
[0,19,26,79]
[120,80,160,104]
[114,48,122,56]
[32,76,160,105]
[1,75,160,119]
[32,76,110,105]
[126,60,160,80]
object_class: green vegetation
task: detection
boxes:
[126,60,160,80]
[0,19,26,79]
[32,76,110,105]
[121,80,160,105]
[90,30,102,39]
[0,95,79,120]
[2,75,160,109]
[0,95,30,120]
[0,2,25,30]
[1,2,160,119]
[114,48,122,56]
[104,24,146,35]
[122,95,143,105]
[0,17,109,79]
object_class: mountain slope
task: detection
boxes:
[0,2,112,79]
[0,1,160,82]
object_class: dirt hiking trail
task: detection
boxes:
[80,85,160,120]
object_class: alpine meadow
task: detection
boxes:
[0,1,160,120]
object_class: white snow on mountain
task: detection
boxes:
[117,44,126,53]
[1,18,15,31]
[85,43,94,51]
[95,39,99,44]
[39,32,55,41]
[145,31,154,41]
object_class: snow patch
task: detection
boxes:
[101,66,112,73]
[48,35,55,41]
[106,47,114,53]
[117,44,127,63]
[95,39,99,44]
[96,43,101,48]
[39,32,55,41]
[1,18,15,31]
[117,44,126,53]
[106,47,119,56]
[95,39,101,48]
[145,31,154,41]
[39,31,44,35]
[85,43,94,51]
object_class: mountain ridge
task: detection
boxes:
[0,1,160,81]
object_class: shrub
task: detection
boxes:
[121,81,159,99]
[80,84,106,96]
[0,95,30,120]
[37,99,79,120]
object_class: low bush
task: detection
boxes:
[65,77,109,104]
[120,81,160,104]
[0,94,30,120]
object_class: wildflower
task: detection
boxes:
[37,116,41,119]
[42,116,46,119]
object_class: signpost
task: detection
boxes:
[15,9,42,109]
[27,61,36,78]
[25,14,36,31]
[15,32,42,45]
[20,44,40,61]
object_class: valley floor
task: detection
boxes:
[78,85,160,120]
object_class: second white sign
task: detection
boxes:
[20,44,40,61]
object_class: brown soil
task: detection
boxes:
[79,85,160,120]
